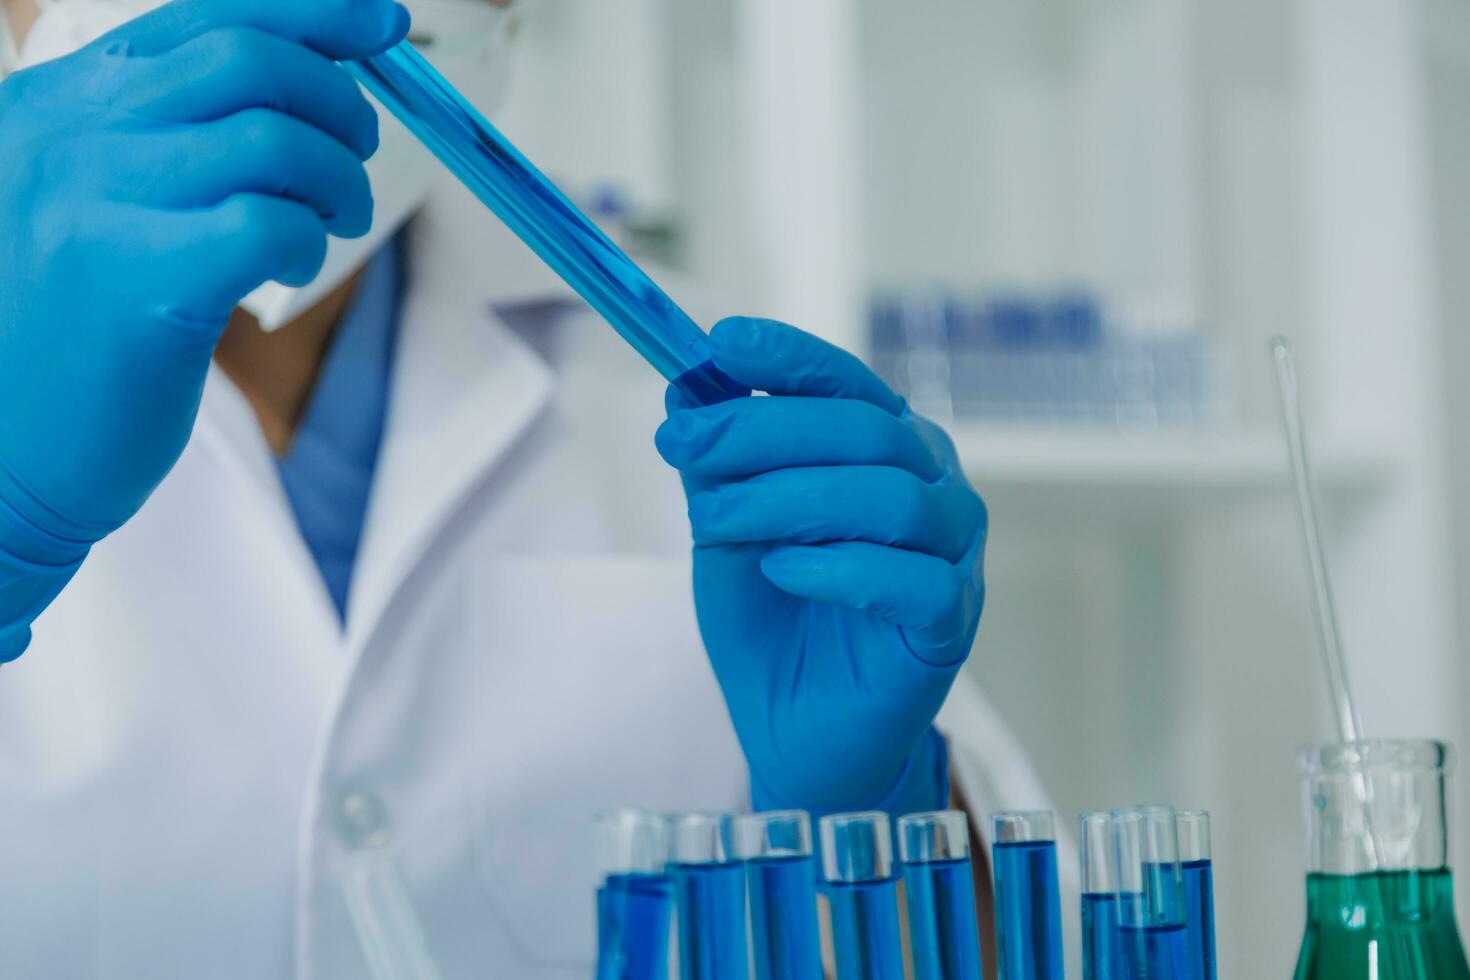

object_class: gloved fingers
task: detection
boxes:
[665,385,698,415]
[664,373,965,480]
[104,0,409,62]
[707,317,906,415]
[688,466,983,564]
[113,27,378,159]
[105,111,373,238]
[657,396,944,484]
[661,385,717,495]
[146,194,329,321]
[760,542,977,666]
[907,411,968,474]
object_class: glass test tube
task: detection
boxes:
[1081,812,1123,980]
[1111,807,1190,980]
[735,811,822,980]
[667,814,749,980]
[595,810,673,980]
[819,812,906,980]
[1176,812,1216,980]
[346,44,746,406]
[899,811,984,980]
[992,811,1066,980]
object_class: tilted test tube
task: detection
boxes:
[346,44,746,406]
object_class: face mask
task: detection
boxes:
[4,0,521,332]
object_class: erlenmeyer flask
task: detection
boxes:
[1293,740,1470,979]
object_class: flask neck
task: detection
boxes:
[1302,742,1451,876]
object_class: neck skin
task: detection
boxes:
[213,276,365,456]
[3,0,38,43]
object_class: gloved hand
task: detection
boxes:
[656,318,988,817]
[0,0,410,660]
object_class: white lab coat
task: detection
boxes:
[0,180,1063,979]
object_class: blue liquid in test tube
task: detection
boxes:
[1111,808,1191,980]
[668,814,749,980]
[1081,812,1124,980]
[598,875,673,980]
[736,811,823,980]
[346,44,746,406]
[1180,864,1214,979]
[595,810,673,980]
[1083,894,1122,979]
[899,811,984,980]
[992,812,1066,980]
[1116,881,1190,978]
[1177,812,1217,980]
[820,812,905,980]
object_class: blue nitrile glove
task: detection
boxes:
[0,0,410,661]
[656,318,988,818]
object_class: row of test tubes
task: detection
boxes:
[596,808,980,980]
[596,805,1216,980]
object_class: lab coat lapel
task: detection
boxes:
[344,199,556,653]
[193,363,346,659]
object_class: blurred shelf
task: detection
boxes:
[954,424,1398,498]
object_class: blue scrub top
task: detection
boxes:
[275,236,404,622]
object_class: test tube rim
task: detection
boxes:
[1080,811,1117,893]
[992,810,1056,845]
[819,811,895,884]
[734,810,814,862]
[1176,810,1212,864]
[1110,806,1186,928]
[667,812,739,866]
[594,808,671,877]
[1300,738,1451,775]
[1112,805,1182,864]
[897,810,971,864]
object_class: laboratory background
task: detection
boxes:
[490,0,1470,976]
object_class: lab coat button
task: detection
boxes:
[336,790,392,849]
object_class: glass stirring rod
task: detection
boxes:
[1271,338,1386,869]
[1269,338,1364,744]
[344,43,747,406]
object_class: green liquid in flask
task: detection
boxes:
[1293,869,1470,980]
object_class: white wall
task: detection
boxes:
[1426,0,1470,899]
[493,0,676,212]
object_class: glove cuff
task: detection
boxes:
[0,488,90,662]
[0,455,107,563]
[863,726,951,819]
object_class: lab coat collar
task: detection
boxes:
[194,178,562,655]
[344,190,557,650]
